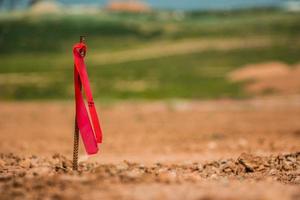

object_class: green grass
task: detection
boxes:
[0,9,299,100]
[1,44,299,100]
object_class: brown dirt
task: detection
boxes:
[0,96,300,199]
[229,62,300,95]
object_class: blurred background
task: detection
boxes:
[0,0,299,101]
[1,2,300,199]
[0,0,300,157]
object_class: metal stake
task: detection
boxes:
[72,36,86,171]
[72,116,79,170]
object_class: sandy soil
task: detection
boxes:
[0,96,300,199]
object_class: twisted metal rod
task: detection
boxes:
[73,36,85,171]
[73,116,79,170]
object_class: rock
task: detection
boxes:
[0,159,6,168]
[294,175,300,184]
[195,164,204,172]
[220,160,236,174]
[28,158,39,168]
[210,174,218,180]
[116,161,129,171]
[157,168,168,174]
[19,159,31,169]
[29,166,52,176]
[107,166,118,176]
[124,169,143,180]
[286,155,296,163]
[138,164,145,170]
[62,160,72,169]
[269,169,277,175]
[17,170,26,178]
[282,163,293,171]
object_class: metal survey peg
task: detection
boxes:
[72,117,79,171]
[72,36,86,171]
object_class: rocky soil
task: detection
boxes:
[0,152,299,200]
[0,97,299,199]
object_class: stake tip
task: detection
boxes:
[80,36,86,43]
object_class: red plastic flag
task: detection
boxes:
[73,42,103,155]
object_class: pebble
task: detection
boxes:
[124,169,143,180]
[116,162,129,171]
[210,174,218,180]
[269,169,277,175]
[195,164,204,172]
[19,159,31,169]
[0,159,6,168]
[29,166,52,176]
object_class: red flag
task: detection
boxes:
[73,42,103,155]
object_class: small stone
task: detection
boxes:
[116,162,129,171]
[286,156,296,163]
[0,159,6,168]
[257,165,266,171]
[210,174,218,180]
[30,166,52,176]
[269,169,277,175]
[62,160,72,169]
[138,164,145,170]
[17,170,26,177]
[282,164,293,171]
[19,159,31,169]
[222,166,234,174]
[29,158,39,168]
[157,168,168,174]
[124,169,143,179]
[294,175,300,184]
[196,164,204,172]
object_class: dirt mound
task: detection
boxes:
[0,152,299,199]
[229,62,300,95]
[229,62,290,81]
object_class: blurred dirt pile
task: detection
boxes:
[229,62,300,95]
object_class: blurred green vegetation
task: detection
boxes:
[0,9,299,100]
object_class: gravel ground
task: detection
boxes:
[0,96,300,199]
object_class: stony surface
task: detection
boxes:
[0,152,299,199]
[0,98,300,199]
